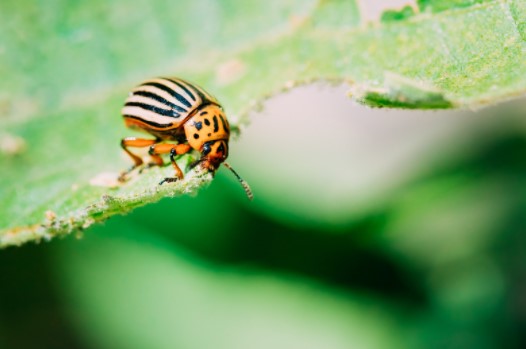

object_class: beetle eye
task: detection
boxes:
[202,143,212,156]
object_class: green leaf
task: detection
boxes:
[381,5,416,22]
[2,0,526,247]
[351,72,454,109]
[418,0,489,13]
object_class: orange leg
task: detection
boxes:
[149,143,192,184]
[119,137,159,181]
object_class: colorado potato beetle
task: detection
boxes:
[119,77,253,200]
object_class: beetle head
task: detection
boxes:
[200,140,228,172]
[192,140,253,200]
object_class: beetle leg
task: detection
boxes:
[146,145,165,168]
[119,137,159,181]
[147,143,176,166]
[149,144,191,185]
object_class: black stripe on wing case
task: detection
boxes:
[166,78,197,102]
[158,78,193,108]
[141,81,192,109]
[124,114,174,128]
[132,90,187,114]
[125,102,180,118]
[186,81,209,103]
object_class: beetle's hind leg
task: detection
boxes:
[118,137,159,182]
[148,143,191,185]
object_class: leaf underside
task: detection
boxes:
[1,0,525,247]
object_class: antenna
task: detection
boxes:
[223,162,253,201]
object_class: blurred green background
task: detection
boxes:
[2,0,526,348]
[2,86,526,349]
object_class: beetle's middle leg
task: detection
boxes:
[149,143,191,184]
[119,137,159,181]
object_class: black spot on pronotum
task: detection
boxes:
[208,133,211,137]
[200,111,208,116]
[194,121,203,130]
[219,115,229,133]
[213,115,219,132]
[204,118,210,126]
[193,133,200,139]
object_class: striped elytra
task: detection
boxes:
[122,77,219,129]
[119,77,253,200]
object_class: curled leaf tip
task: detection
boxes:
[350,73,454,109]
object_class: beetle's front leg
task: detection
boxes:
[148,143,191,185]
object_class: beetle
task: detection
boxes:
[118,77,253,200]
